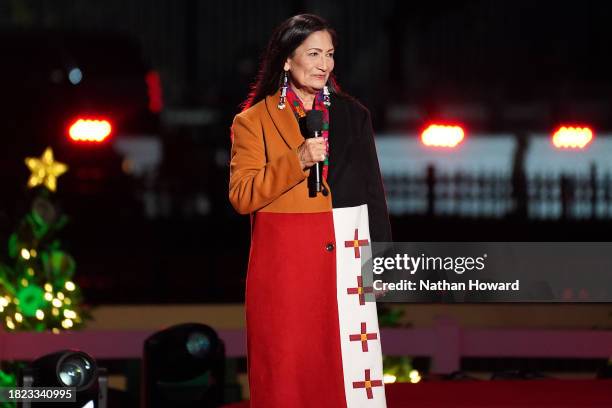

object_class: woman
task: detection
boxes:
[229,14,391,408]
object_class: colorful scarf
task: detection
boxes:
[286,85,330,180]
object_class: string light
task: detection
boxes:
[0,181,85,333]
[20,249,30,260]
[63,310,77,319]
[409,369,421,384]
[383,374,397,384]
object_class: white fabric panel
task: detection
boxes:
[333,204,387,407]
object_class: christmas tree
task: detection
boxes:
[0,147,89,333]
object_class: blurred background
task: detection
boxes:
[0,0,611,406]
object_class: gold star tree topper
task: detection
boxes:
[25,147,68,192]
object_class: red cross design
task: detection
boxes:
[349,322,378,352]
[352,369,383,399]
[346,276,374,305]
[344,229,369,258]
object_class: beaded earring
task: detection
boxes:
[277,71,288,110]
[323,85,331,107]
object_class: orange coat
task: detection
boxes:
[229,91,333,214]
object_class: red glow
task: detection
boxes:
[145,70,163,113]
[421,124,465,148]
[68,118,112,143]
[552,126,593,149]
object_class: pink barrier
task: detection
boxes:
[0,329,246,360]
[1,321,611,374]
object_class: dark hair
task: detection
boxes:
[241,14,341,110]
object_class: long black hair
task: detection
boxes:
[241,14,341,110]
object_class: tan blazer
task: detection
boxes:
[229,91,332,215]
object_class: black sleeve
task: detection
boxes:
[360,108,393,242]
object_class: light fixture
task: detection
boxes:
[552,125,593,149]
[68,118,113,143]
[143,323,225,407]
[20,350,107,407]
[421,124,465,148]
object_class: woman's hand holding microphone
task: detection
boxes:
[297,137,326,170]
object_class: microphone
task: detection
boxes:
[305,110,328,196]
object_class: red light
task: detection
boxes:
[145,70,163,113]
[68,118,112,142]
[552,126,593,149]
[421,124,465,148]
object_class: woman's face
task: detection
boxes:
[284,30,335,94]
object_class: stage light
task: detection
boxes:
[68,118,112,143]
[20,349,107,407]
[143,323,225,408]
[421,124,465,148]
[552,126,593,149]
